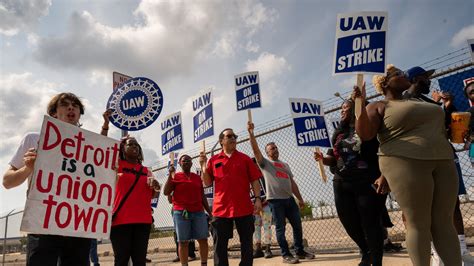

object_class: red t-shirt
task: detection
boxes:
[172,172,204,212]
[207,150,261,218]
[112,160,153,226]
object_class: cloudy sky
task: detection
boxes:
[1,0,473,214]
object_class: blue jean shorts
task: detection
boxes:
[173,210,209,242]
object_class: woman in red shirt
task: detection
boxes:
[110,137,160,266]
[164,154,212,266]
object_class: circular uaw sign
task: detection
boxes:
[107,77,164,131]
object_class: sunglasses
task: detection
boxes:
[224,134,238,140]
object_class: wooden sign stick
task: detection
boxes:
[315,147,328,183]
[169,152,175,178]
[355,74,365,119]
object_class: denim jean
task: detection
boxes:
[89,239,99,265]
[268,197,303,256]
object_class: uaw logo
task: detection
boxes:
[107,77,164,131]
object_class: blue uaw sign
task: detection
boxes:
[161,111,183,156]
[289,98,331,147]
[107,77,163,131]
[235,71,261,111]
[192,89,214,142]
[333,11,387,75]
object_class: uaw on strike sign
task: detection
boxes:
[161,111,184,155]
[289,98,331,148]
[21,116,120,239]
[333,11,387,75]
[193,89,214,142]
[235,71,261,111]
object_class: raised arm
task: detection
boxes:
[100,109,112,136]
[163,165,176,196]
[199,152,213,186]
[247,122,264,165]
[353,85,382,140]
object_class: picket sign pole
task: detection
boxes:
[169,152,175,178]
[354,74,365,119]
[247,109,253,123]
[315,147,328,183]
[201,140,206,154]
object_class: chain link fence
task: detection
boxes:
[1,47,473,262]
[148,47,474,259]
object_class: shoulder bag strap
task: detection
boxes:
[112,166,145,221]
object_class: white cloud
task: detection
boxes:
[451,24,474,47]
[245,52,291,105]
[32,0,278,79]
[211,31,239,58]
[245,40,260,53]
[0,0,51,36]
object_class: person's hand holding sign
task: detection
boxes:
[23,148,37,172]
[352,82,366,103]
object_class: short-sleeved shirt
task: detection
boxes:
[9,132,40,170]
[206,150,261,218]
[258,157,294,200]
[112,160,154,226]
[171,172,204,212]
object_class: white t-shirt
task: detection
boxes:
[9,132,40,170]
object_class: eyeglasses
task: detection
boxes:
[387,70,407,80]
[224,134,238,140]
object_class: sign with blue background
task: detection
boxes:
[193,89,214,142]
[161,111,183,155]
[107,77,163,131]
[333,11,388,75]
[438,68,474,111]
[289,98,331,147]
[234,71,261,111]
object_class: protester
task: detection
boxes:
[248,123,315,264]
[405,66,474,264]
[464,80,474,166]
[89,239,100,266]
[168,194,197,263]
[109,136,160,266]
[353,64,462,265]
[164,154,212,266]
[250,165,273,259]
[199,128,263,266]
[2,92,91,266]
[314,99,385,266]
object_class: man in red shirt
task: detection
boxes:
[199,128,262,266]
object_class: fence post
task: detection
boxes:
[2,210,15,266]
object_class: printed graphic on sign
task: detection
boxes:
[438,68,474,111]
[333,11,388,75]
[328,116,341,131]
[289,98,331,148]
[161,112,183,156]
[20,116,119,239]
[113,72,132,90]
[192,89,214,142]
[107,77,164,131]
[235,71,262,111]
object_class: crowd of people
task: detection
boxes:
[3,65,474,266]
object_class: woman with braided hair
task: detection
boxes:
[352,64,461,265]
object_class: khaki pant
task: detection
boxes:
[380,156,461,266]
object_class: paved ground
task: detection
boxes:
[3,250,414,265]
